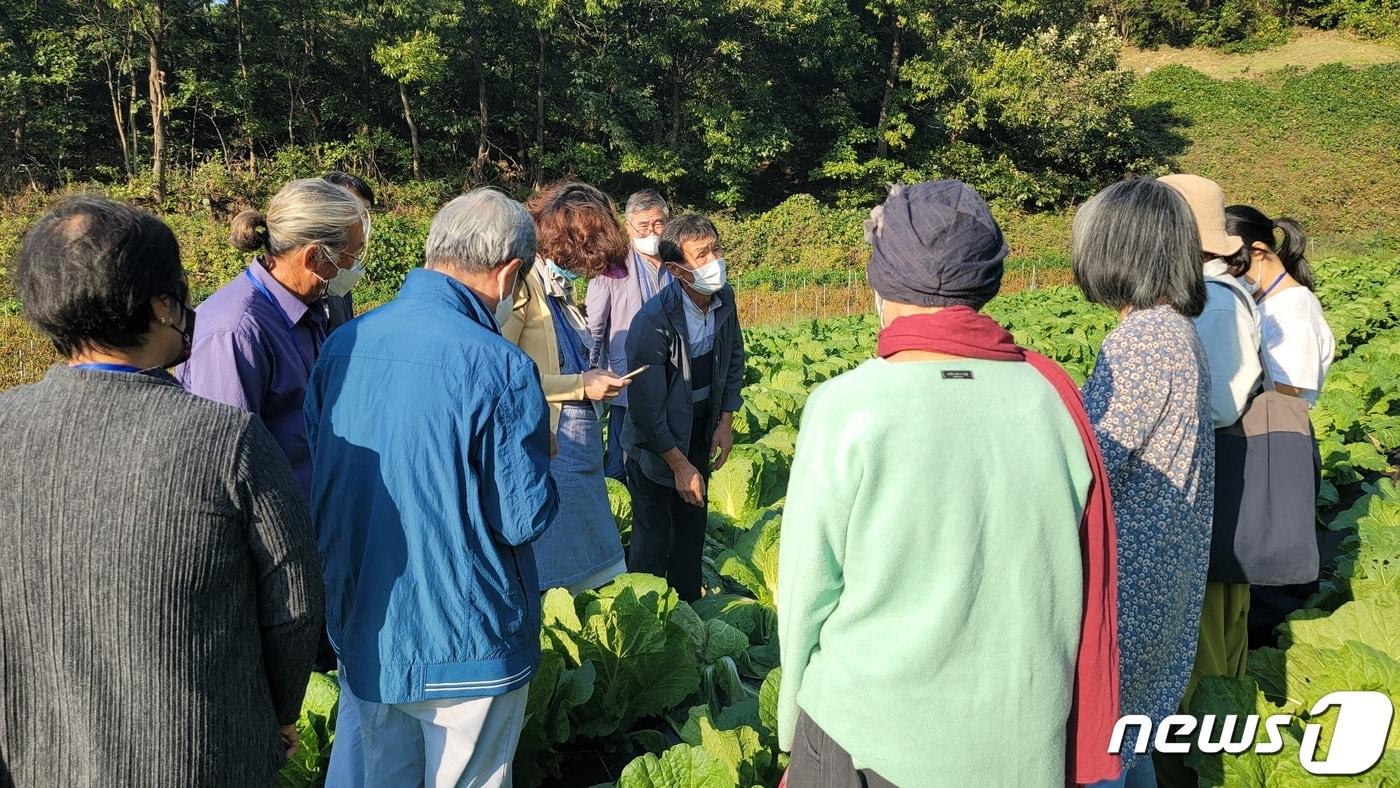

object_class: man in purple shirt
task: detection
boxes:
[322,170,377,331]
[178,178,369,497]
[586,188,673,480]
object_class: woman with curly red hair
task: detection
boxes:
[501,181,632,593]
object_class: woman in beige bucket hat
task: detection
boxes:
[1155,173,1262,788]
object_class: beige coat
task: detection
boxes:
[500,260,589,433]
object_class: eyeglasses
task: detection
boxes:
[629,219,665,234]
[319,244,369,272]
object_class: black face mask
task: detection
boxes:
[166,298,196,368]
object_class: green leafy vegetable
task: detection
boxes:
[607,477,634,549]
[539,574,701,740]
[716,509,782,608]
[616,743,733,788]
[277,672,339,788]
[677,705,774,787]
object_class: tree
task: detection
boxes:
[117,0,175,201]
[373,30,446,179]
[0,0,1169,210]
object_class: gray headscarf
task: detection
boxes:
[865,181,1009,309]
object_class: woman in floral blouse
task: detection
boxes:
[1072,178,1216,788]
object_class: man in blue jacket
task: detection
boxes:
[305,188,558,787]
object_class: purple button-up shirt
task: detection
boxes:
[584,249,672,408]
[177,260,330,497]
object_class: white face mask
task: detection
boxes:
[875,293,886,329]
[321,258,365,298]
[314,250,366,299]
[683,257,727,296]
[314,213,372,299]
[633,235,660,257]
[1237,274,1260,295]
[494,269,519,328]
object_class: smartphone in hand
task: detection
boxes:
[620,365,651,381]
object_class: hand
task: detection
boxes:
[280,723,299,758]
[673,460,706,507]
[710,418,734,471]
[582,369,629,402]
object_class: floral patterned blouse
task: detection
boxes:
[1082,305,1215,769]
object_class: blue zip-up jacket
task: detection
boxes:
[304,268,558,704]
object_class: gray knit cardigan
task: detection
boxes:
[0,365,324,787]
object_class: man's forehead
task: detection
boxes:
[631,208,665,221]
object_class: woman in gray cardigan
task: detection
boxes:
[0,197,324,787]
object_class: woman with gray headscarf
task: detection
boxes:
[1073,178,1215,788]
[778,181,1120,788]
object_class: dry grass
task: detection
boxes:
[1121,29,1400,79]
[733,268,1076,328]
[0,316,57,391]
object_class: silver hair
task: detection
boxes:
[625,189,670,219]
[234,178,367,259]
[425,188,536,273]
[863,182,905,244]
[1072,178,1207,318]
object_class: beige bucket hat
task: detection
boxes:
[1158,173,1244,258]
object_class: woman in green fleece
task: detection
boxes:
[777,181,1122,788]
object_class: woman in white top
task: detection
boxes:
[1225,206,1335,404]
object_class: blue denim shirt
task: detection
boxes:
[304,268,558,703]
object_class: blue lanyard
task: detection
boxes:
[72,363,145,374]
[1257,271,1288,302]
[244,268,316,373]
[544,288,590,374]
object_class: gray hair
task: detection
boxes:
[230,178,367,259]
[625,189,670,219]
[426,188,536,273]
[1072,178,1207,318]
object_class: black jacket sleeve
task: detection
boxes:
[624,307,680,455]
[722,304,745,414]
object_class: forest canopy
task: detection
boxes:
[0,0,1396,212]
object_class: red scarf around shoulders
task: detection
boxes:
[878,306,1122,785]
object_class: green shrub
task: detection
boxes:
[360,212,432,304]
[1310,0,1400,42]
[712,195,866,288]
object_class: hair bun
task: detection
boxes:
[229,209,270,253]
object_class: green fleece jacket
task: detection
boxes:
[777,357,1092,787]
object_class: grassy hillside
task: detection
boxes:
[712,59,1400,284]
[1132,63,1400,241]
[3,61,1398,301]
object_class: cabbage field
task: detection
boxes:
[280,255,1400,788]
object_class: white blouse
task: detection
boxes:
[1257,286,1335,404]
